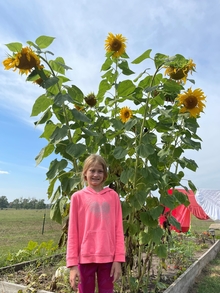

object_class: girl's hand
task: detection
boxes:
[110,262,122,282]
[69,266,80,291]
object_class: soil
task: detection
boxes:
[0,237,215,293]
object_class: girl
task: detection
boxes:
[66,154,125,293]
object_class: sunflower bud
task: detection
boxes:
[85,93,97,107]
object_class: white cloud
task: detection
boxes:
[0,170,9,174]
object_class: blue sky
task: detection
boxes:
[0,0,219,203]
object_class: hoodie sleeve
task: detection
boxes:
[113,192,126,262]
[66,193,79,267]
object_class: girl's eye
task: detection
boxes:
[89,169,103,173]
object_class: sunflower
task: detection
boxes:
[85,93,97,107]
[105,33,127,58]
[120,106,132,123]
[3,47,41,75]
[176,88,206,117]
[164,59,196,84]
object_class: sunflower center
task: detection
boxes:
[183,95,198,109]
[124,111,130,118]
[17,53,37,70]
[111,39,122,52]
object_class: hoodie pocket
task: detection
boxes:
[81,230,114,256]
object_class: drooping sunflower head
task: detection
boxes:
[85,93,97,107]
[164,58,196,84]
[176,88,206,117]
[120,106,132,123]
[105,33,127,58]
[2,47,41,75]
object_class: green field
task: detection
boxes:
[0,208,62,256]
[0,209,218,257]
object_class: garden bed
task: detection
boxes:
[0,234,217,292]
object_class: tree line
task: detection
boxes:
[0,196,48,210]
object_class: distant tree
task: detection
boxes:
[29,198,38,209]
[11,198,20,209]
[0,196,9,209]
[36,199,46,209]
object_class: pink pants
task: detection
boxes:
[78,262,114,293]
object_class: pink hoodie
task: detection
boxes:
[66,186,125,267]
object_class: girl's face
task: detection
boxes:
[84,163,105,191]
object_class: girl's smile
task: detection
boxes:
[84,163,104,191]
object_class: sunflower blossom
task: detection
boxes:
[176,88,206,117]
[2,47,41,75]
[105,33,127,58]
[164,59,196,84]
[120,106,132,123]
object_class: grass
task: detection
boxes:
[189,252,220,293]
[0,208,62,256]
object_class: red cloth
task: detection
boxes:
[185,189,209,220]
[159,189,209,233]
[159,205,191,233]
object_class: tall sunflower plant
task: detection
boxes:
[3,34,206,292]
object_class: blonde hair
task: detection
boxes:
[82,154,108,184]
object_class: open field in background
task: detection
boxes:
[0,209,62,256]
[0,209,220,258]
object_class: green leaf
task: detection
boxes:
[82,128,99,136]
[182,157,198,171]
[46,159,68,180]
[187,78,195,84]
[181,136,201,150]
[67,85,84,103]
[42,76,59,89]
[169,215,181,231]
[117,80,136,97]
[155,244,167,258]
[101,57,113,71]
[148,226,164,244]
[35,35,55,49]
[47,177,57,199]
[154,53,169,69]
[50,125,69,144]
[118,60,135,75]
[137,143,155,158]
[139,231,151,245]
[50,185,61,202]
[135,191,148,207]
[121,201,132,218]
[120,168,135,184]
[54,92,73,106]
[160,194,176,210]
[5,42,22,52]
[49,57,66,74]
[173,190,189,205]
[40,121,57,140]
[66,143,87,158]
[140,211,158,227]
[31,94,52,116]
[61,176,81,194]
[71,108,91,123]
[97,79,112,99]
[149,205,164,220]
[26,40,41,51]
[132,49,152,64]
[50,200,62,224]
[35,144,54,165]
[124,118,137,131]
[113,146,127,159]
[34,108,52,126]
[138,75,152,89]
[188,180,197,192]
